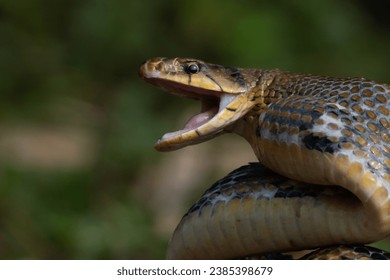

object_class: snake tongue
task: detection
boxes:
[184,106,219,130]
[160,99,219,140]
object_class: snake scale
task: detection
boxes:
[139,57,390,259]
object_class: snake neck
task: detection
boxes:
[226,71,301,134]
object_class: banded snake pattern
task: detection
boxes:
[139,57,390,259]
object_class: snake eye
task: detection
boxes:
[186,63,200,74]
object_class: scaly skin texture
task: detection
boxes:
[139,57,390,259]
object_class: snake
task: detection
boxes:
[139,57,390,259]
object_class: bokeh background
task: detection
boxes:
[0,0,389,259]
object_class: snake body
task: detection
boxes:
[139,57,390,259]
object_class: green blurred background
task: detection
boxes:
[0,0,389,259]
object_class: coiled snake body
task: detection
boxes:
[139,57,390,259]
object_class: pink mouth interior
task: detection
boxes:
[161,98,219,140]
[147,78,222,140]
[184,106,219,130]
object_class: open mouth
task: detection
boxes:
[146,78,239,151]
[160,93,236,140]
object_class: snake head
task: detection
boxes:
[139,57,259,151]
